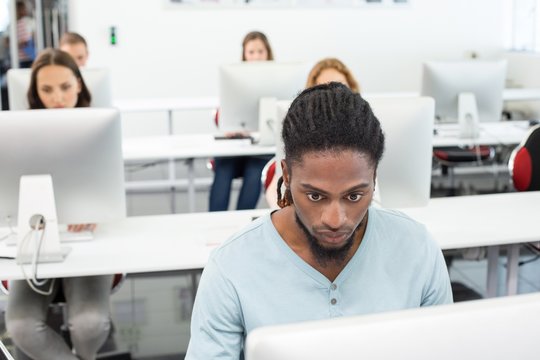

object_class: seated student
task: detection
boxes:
[5,49,113,360]
[59,31,89,67]
[186,83,453,360]
[305,57,360,93]
[265,57,360,208]
[209,31,275,211]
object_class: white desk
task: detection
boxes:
[503,88,540,102]
[433,120,530,148]
[120,121,532,213]
[400,191,540,297]
[114,97,219,135]
[123,134,275,212]
[1,192,538,297]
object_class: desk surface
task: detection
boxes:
[433,120,530,147]
[114,97,219,113]
[122,134,276,161]
[112,89,540,114]
[1,192,538,280]
[122,122,530,162]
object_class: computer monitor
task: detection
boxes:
[6,67,112,110]
[218,62,310,136]
[367,96,434,208]
[246,292,540,360]
[421,60,507,124]
[273,96,434,209]
[0,108,126,262]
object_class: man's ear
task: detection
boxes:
[281,159,290,187]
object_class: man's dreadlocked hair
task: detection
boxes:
[277,82,385,208]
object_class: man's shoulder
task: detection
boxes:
[371,206,425,231]
[368,206,436,252]
[211,214,272,258]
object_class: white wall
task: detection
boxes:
[69,0,507,100]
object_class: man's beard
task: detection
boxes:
[294,212,363,268]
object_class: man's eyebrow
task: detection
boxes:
[299,182,371,195]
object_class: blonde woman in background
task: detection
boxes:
[265,58,360,208]
[305,57,360,93]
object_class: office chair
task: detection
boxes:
[1,274,128,359]
[433,145,495,196]
[509,124,540,191]
[260,157,280,209]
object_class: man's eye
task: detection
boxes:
[307,193,322,202]
[347,193,362,202]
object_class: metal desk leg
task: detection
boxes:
[506,244,520,296]
[168,158,176,214]
[486,245,499,298]
[187,158,195,213]
[167,109,173,135]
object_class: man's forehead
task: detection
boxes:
[292,149,375,168]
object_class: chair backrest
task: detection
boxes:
[509,124,540,191]
[0,280,8,295]
[261,158,277,192]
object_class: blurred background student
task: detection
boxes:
[305,57,360,93]
[59,31,89,67]
[209,31,275,211]
[5,49,113,360]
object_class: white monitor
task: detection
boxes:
[367,96,434,208]
[0,108,126,250]
[218,62,310,135]
[7,67,112,110]
[274,97,434,209]
[246,292,540,360]
[421,60,507,123]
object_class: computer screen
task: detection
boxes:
[274,96,434,209]
[218,62,310,133]
[0,108,126,227]
[421,60,507,123]
[366,96,434,208]
[6,67,112,110]
[246,292,540,360]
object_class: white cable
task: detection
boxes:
[32,221,47,286]
[17,218,55,296]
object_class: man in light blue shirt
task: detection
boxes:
[186,83,452,360]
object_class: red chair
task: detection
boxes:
[509,124,540,191]
[260,158,280,209]
[260,157,277,193]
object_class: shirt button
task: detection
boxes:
[331,284,337,290]
[330,298,337,305]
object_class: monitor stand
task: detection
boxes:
[458,92,480,139]
[258,97,278,146]
[16,175,69,264]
